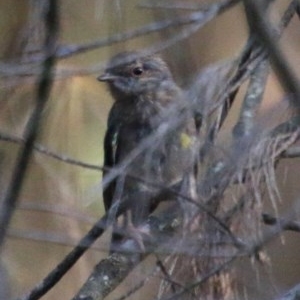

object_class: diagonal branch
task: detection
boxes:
[50,0,240,61]
[0,0,59,250]
[18,214,110,300]
[243,0,300,112]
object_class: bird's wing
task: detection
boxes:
[103,110,120,212]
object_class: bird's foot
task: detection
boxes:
[124,223,151,253]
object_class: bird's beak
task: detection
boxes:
[97,73,118,82]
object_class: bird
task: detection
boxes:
[98,51,196,252]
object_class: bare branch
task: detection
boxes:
[262,213,300,232]
[71,206,181,300]
[0,0,59,249]
[71,253,138,300]
[0,131,103,172]
[243,0,300,112]
[8,228,103,251]
[139,0,239,11]
[233,59,269,138]
[277,283,300,300]
[47,0,240,61]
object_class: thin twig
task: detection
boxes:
[44,0,240,61]
[19,201,96,224]
[262,213,300,232]
[156,259,184,292]
[8,228,104,251]
[0,0,59,249]
[139,0,239,11]
[0,131,103,172]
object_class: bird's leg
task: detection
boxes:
[110,222,123,252]
[124,210,150,253]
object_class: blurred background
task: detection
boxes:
[0,0,300,299]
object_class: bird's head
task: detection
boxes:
[98,51,174,100]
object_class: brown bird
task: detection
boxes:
[98,51,196,252]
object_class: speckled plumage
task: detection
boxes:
[99,51,196,250]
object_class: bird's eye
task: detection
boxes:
[132,67,144,76]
